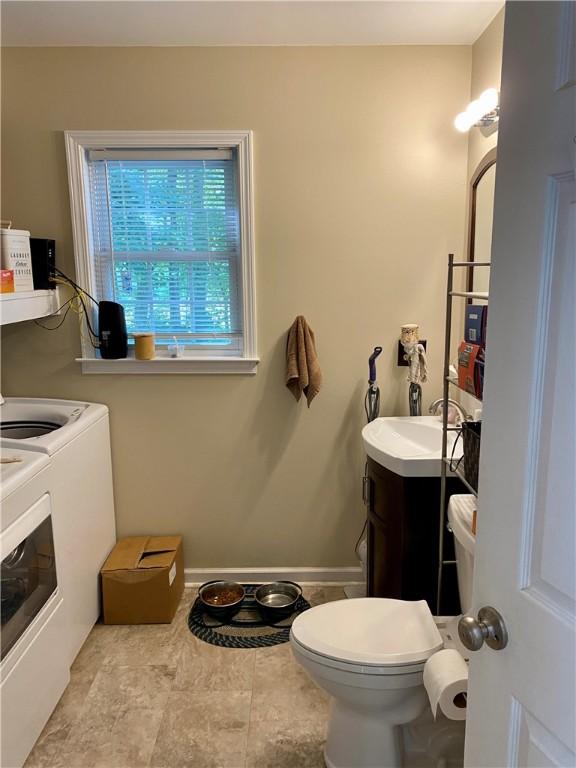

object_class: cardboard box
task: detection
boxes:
[101,536,184,624]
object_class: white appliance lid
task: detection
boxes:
[291,598,443,666]
[0,450,50,501]
[0,398,108,456]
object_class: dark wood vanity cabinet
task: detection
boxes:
[366,457,463,615]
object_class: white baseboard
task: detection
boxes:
[184,566,364,588]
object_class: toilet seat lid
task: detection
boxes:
[291,598,443,666]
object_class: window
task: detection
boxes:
[65,131,257,374]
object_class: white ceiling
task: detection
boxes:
[1,0,503,47]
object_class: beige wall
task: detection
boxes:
[1,46,471,569]
[456,9,503,416]
[468,8,505,178]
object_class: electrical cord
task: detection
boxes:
[53,267,99,307]
[354,519,368,559]
[364,386,380,423]
[449,428,465,473]
[34,296,75,330]
[74,288,99,340]
[358,380,381,562]
[409,382,422,416]
[355,457,371,559]
[52,275,99,342]
[35,277,100,348]
[66,284,99,350]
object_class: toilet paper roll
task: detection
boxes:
[423,649,468,721]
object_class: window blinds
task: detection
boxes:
[86,150,242,350]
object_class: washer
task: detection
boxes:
[1,397,117,664]
[1,450,70,768]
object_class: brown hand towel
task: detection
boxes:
[285,315,322,407]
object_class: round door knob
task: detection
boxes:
[458,606,508,652]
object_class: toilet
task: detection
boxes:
[290,494,477,768]
[290,598,443,768]
[447,494,476,614]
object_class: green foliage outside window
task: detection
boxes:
[104,161,237,340]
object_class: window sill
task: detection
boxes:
[75,356,260,375]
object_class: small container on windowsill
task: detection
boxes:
[134,332,155,360]
[167,337,183,359]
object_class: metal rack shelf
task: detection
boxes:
[450,261,491,268]
[443,458,478,497]
[436,253,488,614]
[450,290,489,300]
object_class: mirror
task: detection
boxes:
[468,150,497,296]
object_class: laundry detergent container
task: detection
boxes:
[448,494,476,614]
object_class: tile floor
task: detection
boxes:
[24,587,342,768]
[24,587,465,768]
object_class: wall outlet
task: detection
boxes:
[397,339,427,367]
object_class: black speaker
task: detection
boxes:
[30,238,56,289]
[98,301,128,359]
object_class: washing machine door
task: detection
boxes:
[1,494,58,661]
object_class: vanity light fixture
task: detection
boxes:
[454,88,500,133]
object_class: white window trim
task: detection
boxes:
[64,130,258,375]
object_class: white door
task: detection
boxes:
[464,2,576,767]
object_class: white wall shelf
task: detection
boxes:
[443,457,478,497]
[0,288,61,326]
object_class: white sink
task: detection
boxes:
[361,416,462,477]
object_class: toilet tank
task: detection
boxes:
[447,495,476,614]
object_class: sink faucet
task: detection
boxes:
[429,398,470,425]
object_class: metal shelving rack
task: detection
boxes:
[436,253,490,615]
